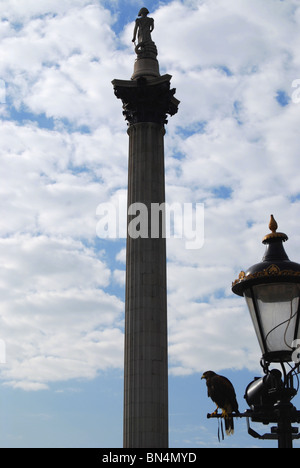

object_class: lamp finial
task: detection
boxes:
[263,215,288,244]
[269,215,278,233]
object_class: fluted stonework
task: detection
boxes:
[124,122,168,448]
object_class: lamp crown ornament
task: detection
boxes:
[232,215,299,294]
[263,214,288,244]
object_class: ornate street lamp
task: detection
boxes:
[231,216,300,448]
[232,215,300,366]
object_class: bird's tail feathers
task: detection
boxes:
[224,416,234,435]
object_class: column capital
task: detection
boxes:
[112,74,179,126]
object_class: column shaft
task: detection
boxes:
[123,122,168,448]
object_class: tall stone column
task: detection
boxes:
[112,8,179,448]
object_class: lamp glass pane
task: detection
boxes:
[244,292,265,354]
[244,283,300,356]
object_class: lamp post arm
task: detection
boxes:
[207,407,300,447]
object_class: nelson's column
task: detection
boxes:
[112,8,179,448]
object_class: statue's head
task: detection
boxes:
[138,7,149,17]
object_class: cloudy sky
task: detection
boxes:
[1,0,300,448]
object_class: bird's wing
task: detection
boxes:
[209,375,238,412]
[218,375,239,412]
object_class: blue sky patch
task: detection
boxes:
[276,90,290,107]
[177,121,207,139]
[212,186,233,199]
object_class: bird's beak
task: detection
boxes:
[201,374,205,380]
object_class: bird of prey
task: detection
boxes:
[201,370,239,435]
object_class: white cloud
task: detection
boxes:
[0,120,128,240]
[168,297,259,375]
[0,1,132,128]
[0,0,92,21]
[0,235,124,390]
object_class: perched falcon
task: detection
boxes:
[201,370,239,435]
